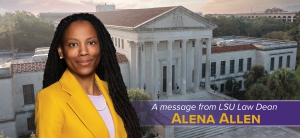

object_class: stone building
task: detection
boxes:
[0,5,298,137]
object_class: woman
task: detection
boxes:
[35,13,142,138]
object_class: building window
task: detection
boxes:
[238,80,242,89]
[270,57,274,71]
[118,38,120,48]
[211,62,216,77]
[122,39,124,49]
[238,59,243,72]
[115,38,117,47]
[220,61,225,75]
[192,70,194,82]
[23,84,34,105]
[202,63,206,78]
[230,60,234,73]
[287,55,290,68]
[279,56,282,68]
[192,40,195,47]
[180,41,182,48]
[220,84,224,92]
[247,58,252,71]
[111,37,114,45]
[27,117,35,130]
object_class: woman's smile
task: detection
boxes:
[76,59,94,67]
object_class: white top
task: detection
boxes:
[87,94,115,138]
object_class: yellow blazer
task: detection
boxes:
[35,69,127,138]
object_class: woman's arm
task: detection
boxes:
[35,90,63,138]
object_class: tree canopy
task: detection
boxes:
[245,83,272,100]
[225,78,239,93]
[267,68,300,100]
[204,15,285,37]
[285,11,300,68]
[0,11,55,51]
[243,64,268,90]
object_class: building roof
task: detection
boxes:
[93,6,175,27]
[11,52,128,73]
[203,44,257,54]
[12,62,46,73]
[52,6,216,29]
[116,53,128,63]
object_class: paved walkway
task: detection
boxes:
[157,88,300,138]
[213,126,300,138]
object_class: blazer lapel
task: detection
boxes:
[95,75,121,138]
[59,69,109,138]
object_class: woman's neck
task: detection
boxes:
[71,72,101,96]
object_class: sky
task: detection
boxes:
[0,0,299,15]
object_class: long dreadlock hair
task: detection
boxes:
[43,13,142,138]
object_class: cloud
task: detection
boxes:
[140,0,153,2]
[197,0,300,14]
[0,7,8,14]
[0,0,96,15]
[0,0,299,15]
[206,0,235,5]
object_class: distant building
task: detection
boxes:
[195,12,203,16]
[96,3,115,12]
[211,36,297,93]
[205,13,236,18]
[39,12,74,22]
[236,12,297,22]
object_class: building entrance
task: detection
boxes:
[163,65,175,92]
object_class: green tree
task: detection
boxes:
[127,88,151,101]
[243,64,268,90]
[267,68,300,100]
[203,15,284,37]
[247,17,285,37]
[204,15,240,37]
[245,83,272,100]
[285,11,300,68]
[265,9,273,13]
[261,31,285,40]
[0,130,9,138]
[0,11,54,51]
[127,88,153,136]
[225,78,239,93]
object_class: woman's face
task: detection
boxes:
[57,21,101,78]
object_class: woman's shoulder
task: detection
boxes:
[37,81,65,99]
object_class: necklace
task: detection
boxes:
[94,80,107,111]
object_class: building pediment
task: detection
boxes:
[135,6,217,31]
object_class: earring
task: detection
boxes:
[60,56,63,59]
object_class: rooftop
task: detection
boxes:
[92,6,176,28]
[53,6,176,28]
[203,44,257,54]
[214,36,298,50]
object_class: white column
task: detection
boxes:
[199,39,203,85]
[193,39,200,92]
[136,42,142,89]
[205,38,212,90]
[167,40,174,97]
[181,39,187,94]
[282,55,286,68]
[152,41,158,98]
[175,59,179,93]
[141,42,146,90]
[274,56,279,70]
[129,41,137,88]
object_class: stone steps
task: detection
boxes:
[174,126,240,138]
